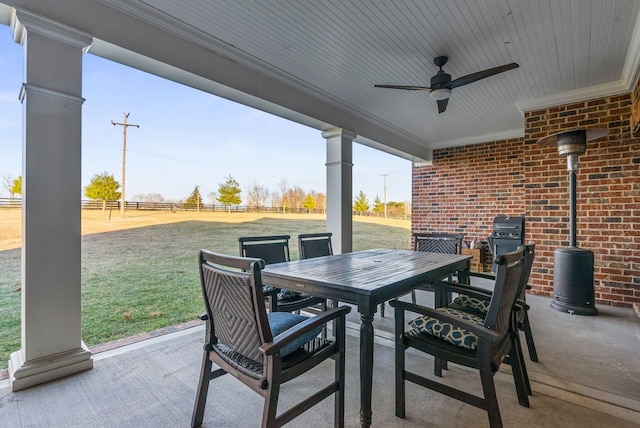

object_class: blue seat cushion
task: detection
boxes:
[268,312,323,357]
[452,294,490,314]
[407,307,485,350]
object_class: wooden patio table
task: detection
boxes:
[261,248,471,428]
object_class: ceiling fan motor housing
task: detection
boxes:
[430,70,451,88]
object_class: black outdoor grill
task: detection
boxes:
[487,215,525,272]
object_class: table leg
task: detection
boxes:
[458,266,471,285]
[359,312,374,428]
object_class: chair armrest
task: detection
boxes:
[198,312,208,321]
[259,306,351,356]
[469,271,496,281]
[433,280,493,301]
[389,300,500,341]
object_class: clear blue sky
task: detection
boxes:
[0,32,411,204]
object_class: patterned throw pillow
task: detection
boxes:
[277,289,304,301]
[407,307,485,350]
[262,286,302,302]
[452,294,490,314]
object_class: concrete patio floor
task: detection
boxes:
[1,293,639,427]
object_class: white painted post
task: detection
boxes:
[322,127,355,254]
[9,9,94,391]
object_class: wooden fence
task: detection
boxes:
[0,198,409,219]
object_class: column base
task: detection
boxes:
[9,342,93,391]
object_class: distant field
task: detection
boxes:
[0,209,410,251]
[0,209,410,370]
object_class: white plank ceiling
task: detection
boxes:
[127,0,640,150]
[8,0,640,157]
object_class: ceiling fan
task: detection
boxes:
[375,56,519,113]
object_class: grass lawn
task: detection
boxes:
[0,209,410,370]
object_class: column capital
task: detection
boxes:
[11,7,93,48]
[321,127,357,141]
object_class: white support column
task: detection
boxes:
[322,127,355,254]
[9,9,93,391]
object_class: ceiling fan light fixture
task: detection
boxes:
[429,88,451,100]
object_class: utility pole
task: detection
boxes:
[381,174,388,219]
[111,113,139,218]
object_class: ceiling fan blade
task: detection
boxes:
[374,84,431,90]
[448,63,519,89]
[437,98,449,114]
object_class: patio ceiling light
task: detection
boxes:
[429,88,451,100]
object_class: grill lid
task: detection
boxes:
[492,215,525,239]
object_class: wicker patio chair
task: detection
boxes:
[385,232,463,316]
[412,233,464,295]
[239,235,327,314]
[390,247,529,428]
[192,250,351,428]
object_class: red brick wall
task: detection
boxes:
[412,93,640,307]
[412,138,526,236]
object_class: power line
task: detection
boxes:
[111,113,139,217]
[84,143,325,187]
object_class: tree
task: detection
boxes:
[185,185,203,211]
[11,176,22,197]
[301,194,317,213]
[353,190,369,214]
[316,192,326,212]
[217,175,242,212]
[246,181,270,209]
[372,195,384,214]
[2,174,20,199]
[287,185,305,209]
[207,191,217,206]
[131,193,165,203]
[278,178,289,213]
[387,201,407,217]
[2,174,12,198]
[270,191,281,208]
[85,172,121,212]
